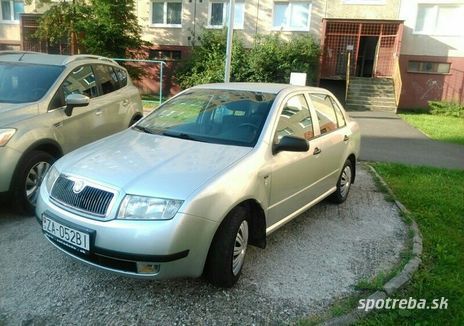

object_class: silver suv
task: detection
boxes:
[0,51,143,213]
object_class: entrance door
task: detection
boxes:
[356,36,378,77]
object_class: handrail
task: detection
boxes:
[345,51,351,102]
[392,57,402,107]
[112,58,167,106]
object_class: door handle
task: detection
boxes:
[313,147,321,155]
[122,99,129,106]
[95,109,103,116]
[344,135,350,141]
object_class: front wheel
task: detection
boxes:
[12,151,55,215]
[330,159,353,204]
[204,207,249,288]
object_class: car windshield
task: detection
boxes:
[0,63,64,104]
[136,88,276,147]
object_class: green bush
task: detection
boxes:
[428,101,464,118]
[176,31,320,89]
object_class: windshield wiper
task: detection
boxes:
[162,131,198,141]
[132,125,154,134]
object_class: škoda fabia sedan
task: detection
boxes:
[36,83,360,287]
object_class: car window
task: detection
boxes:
[95,64,119,95]
[136,89,276,147]
[0,63,63,104]
[275,94,314,142]
[114,67,128,88]
[62,65,98,99]
[309,94,339,135]
[330,97,346,128]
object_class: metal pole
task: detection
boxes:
[160,62,164,105]
[224,0,235,83]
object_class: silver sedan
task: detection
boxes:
[36,83,360,287]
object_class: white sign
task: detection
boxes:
[347,45,354,51]
[290,72,307,86]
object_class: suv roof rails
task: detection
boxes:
[62,54,117,65]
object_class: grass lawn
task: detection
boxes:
[399,113,464,145]
[358,163,464,325]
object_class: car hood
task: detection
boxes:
[57,129,253,200]
[0,102,38,127]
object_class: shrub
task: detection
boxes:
[175,31,320,88]
[428,101,464,118]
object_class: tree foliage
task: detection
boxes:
[176,31,320,89]
[34,0,147,58]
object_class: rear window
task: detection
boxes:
[0,63,63,104]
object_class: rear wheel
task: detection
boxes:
[330,159,353,204]
[204,207,249,288]
[12,151,55,215]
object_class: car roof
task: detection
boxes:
[193,82,330,95]
[0,51,117,66]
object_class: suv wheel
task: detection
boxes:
[13,151,55,214]
[205,207,249,288]
[330,159,353,204]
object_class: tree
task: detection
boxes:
[32,0,147,58]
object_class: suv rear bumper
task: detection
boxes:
[0,147,22,192]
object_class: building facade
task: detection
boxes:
[1,0,463,108]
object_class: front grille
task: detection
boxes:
[50,175,114,217]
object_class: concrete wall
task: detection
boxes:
[325,0,400,20]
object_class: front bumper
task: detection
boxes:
[36,186,218,279]
[0,146,22,192]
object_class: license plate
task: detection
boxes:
[42,215,90,253]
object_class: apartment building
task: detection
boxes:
[1,0,463,109]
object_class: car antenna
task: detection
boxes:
[18,53,26,61]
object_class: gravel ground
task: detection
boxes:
[0,165,407,325]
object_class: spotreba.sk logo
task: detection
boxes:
[358,297,448,312]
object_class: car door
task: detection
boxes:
[47,64,102,153]
[267,93,325,228]
[91,64,133,138]
[307,93,351,192]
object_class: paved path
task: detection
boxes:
[0,166,407,325]
[349,111,464,170]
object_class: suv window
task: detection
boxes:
[114,67,128,88]
[95,64,119,95]
[50,65,97,110]
[309,94,339,135]
[275,94,314,141]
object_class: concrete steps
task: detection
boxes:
[346,77,397,112]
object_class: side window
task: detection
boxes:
[95,65,119,95]
[114,67,128,88]
[62,65,98,99]
[309,94,339,135]
[330,97,347,128]
[275,94,314,141]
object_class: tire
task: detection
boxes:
[204,207,249,288]
[330,159,353,204]
[128,114,142,127]
[12,150,55,215]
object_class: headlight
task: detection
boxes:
[0,129,16,147]
[117,195,183,220]
[45,165,60,193]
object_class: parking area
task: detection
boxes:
[0,165,407,324]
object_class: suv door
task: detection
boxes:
[48,64,102,153]
[92,64,134,136]
[307,93,351,192]
[267,93,324,228]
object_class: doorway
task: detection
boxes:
[356,36,378,77]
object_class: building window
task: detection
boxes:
[342,0,385,4]
[415,4,464,35]
[273,1,311,31]
[1,0,24,22]
[151,0,182,27]
[407,61,451,74]
[208,0,244,29]
[149,49,182,60]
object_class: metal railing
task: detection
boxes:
[392,57,402,107]
[112,58,167,105]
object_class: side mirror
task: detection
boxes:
[272,135,309,155]
[64,93,90,117]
